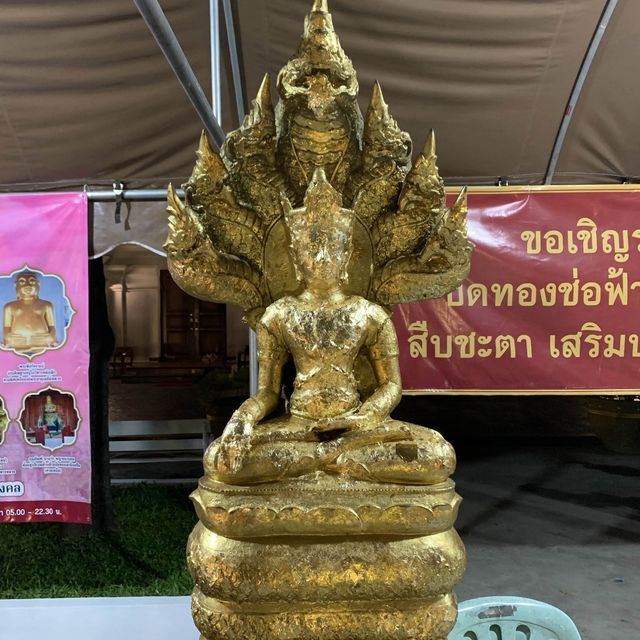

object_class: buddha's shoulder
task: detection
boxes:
[260,296,296,324]
[348,296,391,325]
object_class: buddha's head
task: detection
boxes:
[44,395,57,415]
[0,403,7,431]
[283,168,353,289]
[14,271,41,301]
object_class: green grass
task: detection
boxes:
[0,485,198,599]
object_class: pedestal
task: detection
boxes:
[188,474,465,640]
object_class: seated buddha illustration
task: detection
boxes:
[206,169,455,486]
[0,398,8,445]
[2,270,58,356]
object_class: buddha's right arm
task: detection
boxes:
[2,306,12,342]
[234,323,286,423]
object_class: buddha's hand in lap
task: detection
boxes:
[214,410,254,473]
[315,413,414,444]
[313,412,377,434]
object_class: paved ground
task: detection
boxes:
[452,436,639,640]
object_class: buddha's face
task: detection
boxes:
[296,234,349,288]
[15,274,40,300]
[44,402,56,414]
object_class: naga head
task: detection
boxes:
[277,0,358,108]
[361,82,412,170]
[233,74,275,151]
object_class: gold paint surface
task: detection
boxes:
[166,1,472,637]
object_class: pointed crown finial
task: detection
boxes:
[304,167,343,209]
[312,0,329,12]
[365,81,390,131]
[302,2,338,60]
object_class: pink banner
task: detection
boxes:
[0,193,90,523]
[394,187,640,394]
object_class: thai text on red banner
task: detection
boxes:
[393,187,640,394]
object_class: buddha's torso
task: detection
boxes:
[39,407,63,432]
[261,295,389,419]
[5,300,53,346]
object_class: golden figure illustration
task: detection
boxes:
[166,1,472,638]
[2,271,57,354]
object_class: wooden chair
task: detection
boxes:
[449,597,581,640]
[110,346,134,378]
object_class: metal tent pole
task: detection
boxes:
[210,0,222,122]
[86,188,184,202]
[221,0,257,395]
[544,0,619,185]
[134,0,225,149]
[223,0,246,123]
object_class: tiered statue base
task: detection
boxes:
[188,473,465,640]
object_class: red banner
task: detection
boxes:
[394,186,640,394]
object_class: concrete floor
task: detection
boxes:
[452,437,639,640]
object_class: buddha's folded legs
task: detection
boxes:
[205,418,454,486]
[205,439,321,484]
[326,420,456,485]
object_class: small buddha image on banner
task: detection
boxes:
[0,193,90,524]
[0,266,75,359]
[17,388,81,452]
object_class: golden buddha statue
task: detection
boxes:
[2,271,57,355]
[206,169,454,487]
[165,2,472,638]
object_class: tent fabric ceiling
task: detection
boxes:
[0,0,220,190]
[0,0,636,190]
[554,0,640,182]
